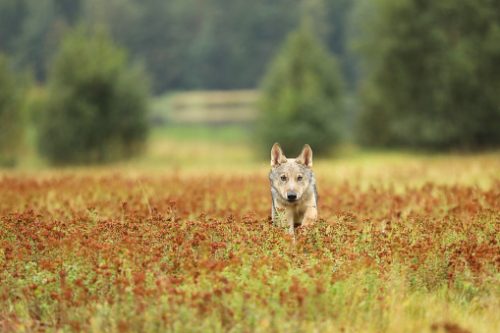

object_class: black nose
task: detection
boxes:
[287,192,297,201]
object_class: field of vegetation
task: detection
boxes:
[1,148,499,332]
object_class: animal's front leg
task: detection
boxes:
[283,208,295,235]
[301,206,318,228]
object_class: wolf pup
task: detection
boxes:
[269,143,318,234]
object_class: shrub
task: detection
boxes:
[37,28,150,164]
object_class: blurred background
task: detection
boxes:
[0,0,499,169]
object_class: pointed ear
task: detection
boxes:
[296,144,313,167]
[270,143,287,167]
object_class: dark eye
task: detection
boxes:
[280,175,287,182]
[297,175,303,181]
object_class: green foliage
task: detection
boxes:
[37,28,150,165]
[0,54,24,167]
[257,26,344,156]
[0,0,83,81]
[324,0,359,89]
[302,0,359,89]
[0,0,25,54]
[356,0,500,150]
[12,0,75,81]
[83,0,300,92]
[0,0,358,93]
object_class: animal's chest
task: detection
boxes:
[275,196,314,222]
[291,205,307,221]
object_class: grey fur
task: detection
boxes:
[269,158,318,231]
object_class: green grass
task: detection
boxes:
[151,125,251,143]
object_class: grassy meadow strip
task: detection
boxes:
[0,154,499,332]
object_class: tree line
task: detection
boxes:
[0,0,356,93]
[1,0,499,165]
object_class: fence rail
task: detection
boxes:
[153,90,259,125]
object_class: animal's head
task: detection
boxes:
[269,143,314,203]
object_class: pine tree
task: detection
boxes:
[257,25,344,156]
